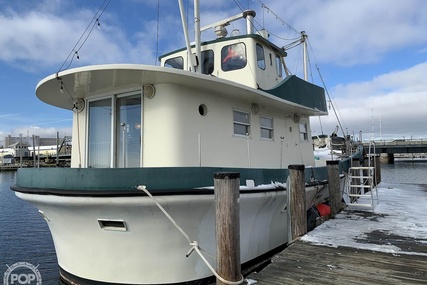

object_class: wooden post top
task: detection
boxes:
[288,164,305,170]
[214,172,240,179]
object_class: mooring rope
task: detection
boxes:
[136,185,244,285]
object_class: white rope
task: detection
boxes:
[137,185,244,285]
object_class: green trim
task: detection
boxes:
[14,146,362,193]
[14,166,330,192]
[261,75,327,113]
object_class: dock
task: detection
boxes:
[248,183,427,284]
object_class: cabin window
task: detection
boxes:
[221,43,247,71]
[233,110,250,136]
[256,43,265,70]
[299,123,308,141]
[116,94,142,168]
[276,54,282,77]
[260,115,273,140]
[88,98,112,168]
[165,56,184,69]
[201,50,214,74]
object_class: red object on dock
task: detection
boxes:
[316,203,330,216]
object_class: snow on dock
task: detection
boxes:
[248,183,427,284]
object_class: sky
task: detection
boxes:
[0,0,427,146]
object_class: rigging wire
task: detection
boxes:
[57,0,111,74]
[315,63,346,137]
[306,38,347,136]
[254,0,300,35]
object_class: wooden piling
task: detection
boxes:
[214,172,241,285]
[374,155,381,185]
[327,160,341,217]
[288,165,306,241]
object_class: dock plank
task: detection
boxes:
[247,184,427,284]
[250,240,427,284]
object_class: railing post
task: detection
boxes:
[288,165,306,241]
[214,172,241,285]
[327,160,341,217]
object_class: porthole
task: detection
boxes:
[199,104,207,116]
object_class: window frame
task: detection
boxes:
[233,109,250,137]
[256,43,265,70]
[221,43,247,72]
[275,54,283,77]
[260,115,274,140]
[201,49,214,75]
[299,122,308,142]
[164,56,184,69]
[86,91,143,168]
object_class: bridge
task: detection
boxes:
[362,139,427,163]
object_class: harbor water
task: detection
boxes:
[1,160,426,284]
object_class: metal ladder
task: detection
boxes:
[343,142,379,210]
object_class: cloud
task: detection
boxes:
[264,0,427,66]
[311,62,427,139]
[0,3,132,72]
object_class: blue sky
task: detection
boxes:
[1,0,427,146]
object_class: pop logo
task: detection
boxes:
[3,262,42,285]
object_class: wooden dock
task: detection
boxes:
[248,184,427,284]
[249,238,427,284]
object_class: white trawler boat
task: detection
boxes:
[12,2,361,285]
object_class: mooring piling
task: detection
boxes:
[214,172,241,285]
[288,165,307,241]
[327,160,341,217]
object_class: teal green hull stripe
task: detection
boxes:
[14,166,331,192]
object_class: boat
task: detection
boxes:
[11,2,362,284]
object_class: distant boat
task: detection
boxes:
[11,2,362,285]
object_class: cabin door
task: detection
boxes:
[87,93,142,168]
[116,94,142,168]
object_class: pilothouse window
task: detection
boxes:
[165,56,184,69]
[201,50,214,74]
[256,43,265,70]
[222,43,247,71]
[276,54,282,77]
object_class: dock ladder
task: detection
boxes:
[344,142,379,210]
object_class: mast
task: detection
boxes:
[178,0,196,72]
[301,31,308,81]
[194,0,201,73]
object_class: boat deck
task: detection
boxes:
[248,183,427,284]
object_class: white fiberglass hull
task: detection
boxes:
[16,190,290,284]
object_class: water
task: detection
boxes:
[380,160,427,185]
[0,171,59,284]
[1,161,426,284]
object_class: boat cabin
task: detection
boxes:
[35,10,327,171]
[160,33,287,90]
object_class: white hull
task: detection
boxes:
[17,189,295,284]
